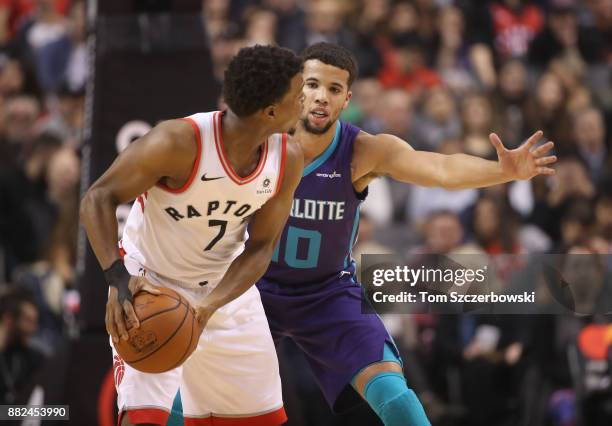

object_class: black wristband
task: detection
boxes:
[104,259,134,305]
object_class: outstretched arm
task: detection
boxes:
[353,131,556,191]
[195,141,304,326]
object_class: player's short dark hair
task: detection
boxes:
[223,45,303,117]
[301,42,359,88]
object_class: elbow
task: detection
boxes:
[80,186,114,222]
[245,239,277,271]
[435,163,455,191]
[436,156,465,191]
[441,180,464,191]
[440,178,467,191]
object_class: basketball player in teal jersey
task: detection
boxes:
[256,43,556,426]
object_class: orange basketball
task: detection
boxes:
[114,287,200,373]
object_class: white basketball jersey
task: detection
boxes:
[121,111,287,289]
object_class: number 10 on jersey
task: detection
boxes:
[272,226,322,269]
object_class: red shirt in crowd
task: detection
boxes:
[490,2,544,58]
[0,0,71,39]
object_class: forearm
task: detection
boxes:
[442,154,510,190]
[79,187,122,269]
[202,241,274,311]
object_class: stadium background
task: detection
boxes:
[0,0,610,424]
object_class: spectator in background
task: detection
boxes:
[433,5,478,96]
[531,156,595,243]
[38,83,84,143]
[0,287,44,405]
[43,146,79,285]
[471,194,528,283]
[0,94,40,171]
[209,35,244,83]
[594,194,612,246]
[461,93,496,158]
[528,1,607,69]
[378,33,440,98]
[377,88,413,142]
[492,59,529,149]
[385,1,419,41]
[524,71,573,150]
[0,59,25,97]
[11,0,70,93]
[0,134,61,281]
[585,0,612,63]
[572,106,608,186]
[351,0,390,38]
[546,53,594,118]
[462,0,544,91]
[459,315,528,426]
[413,210,484,255]
[202,0,238,41]
[11,146,79,350]
[0,0,70,47]
[468,0,544,60]
[283,0,355,54]
[63,0,87,92]
[243,6,277,46]
[347,77,384,133]
[472,194,523,256]
[346,0,387,77]
[558,198,595,252]
[413,86,461,151]
[262,0,306,53]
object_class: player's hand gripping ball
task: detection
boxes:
[114,287,201,373]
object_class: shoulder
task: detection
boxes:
[354,131,415,153]
[285,134,304,167]
[138,119,198,164]
[352,131,387,161]
[280,134,304,187]
[354,130,378,149]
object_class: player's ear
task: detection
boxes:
[263,105,276,120]
[343,90,352,110]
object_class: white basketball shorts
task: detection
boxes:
[110,254,286,426]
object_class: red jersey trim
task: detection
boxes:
[274,134,287,196]
[156,117,202,193]
[120,408,170,426]
[97,369,115,426]
[136,195,145,212]
[183,417,212,426]
[184,407,287,426]
[118,240,126,259]
[213,111,269,185]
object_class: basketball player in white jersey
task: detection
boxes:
[80,45,304,426]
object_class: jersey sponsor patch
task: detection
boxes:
[316,171,342,179]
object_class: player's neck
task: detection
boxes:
[221,110,269,165]
[297,120,339,161]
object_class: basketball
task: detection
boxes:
[114,287,200,373]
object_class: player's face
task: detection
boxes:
[301,59,352,135]
[273,73,305,134]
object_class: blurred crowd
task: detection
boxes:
[0,0,84,408]
[0,0,610,424]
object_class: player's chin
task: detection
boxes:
[306,117,331,133]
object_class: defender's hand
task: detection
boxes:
[489,130,557,180]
